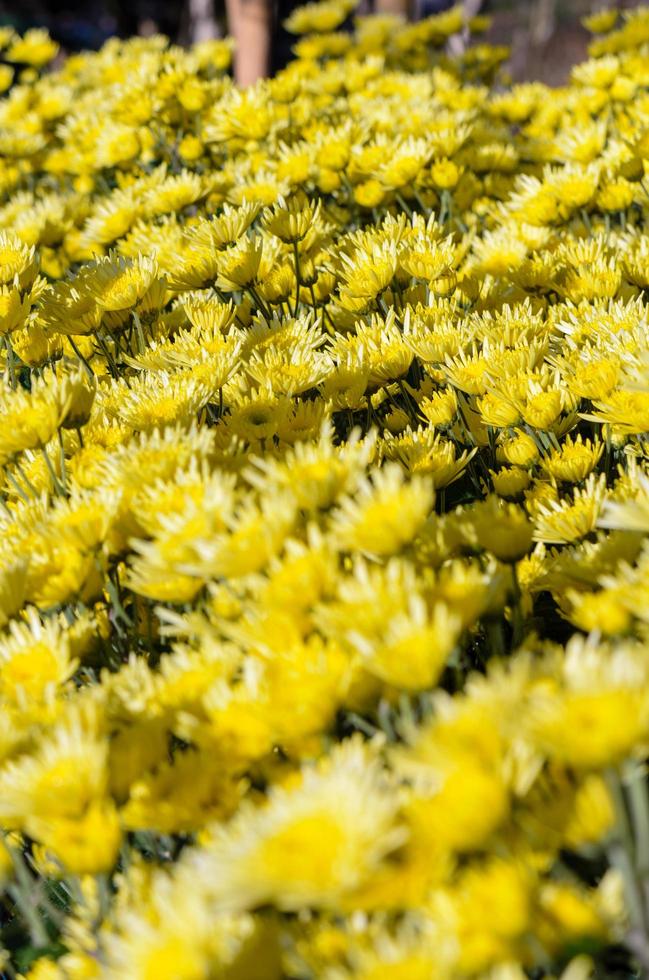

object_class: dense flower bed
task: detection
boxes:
[1,4,649,976]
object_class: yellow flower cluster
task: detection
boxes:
[1,3,649,977]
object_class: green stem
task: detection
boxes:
[95,334,120,380]
[605,767,648,934]
[365,399,373,433]
[95,872,111,926]
[105,564,132,633]
[510,562,524,650]
[377,294,391,318]
[57,429,67,492]
[132,309,147,356]
[344,711,378,737]
[322,304,337,333]
[15,458,39,497]
[8,847,50,947]
[3,334,16,388]
[293,240,301,318]
[247,285,272,322]
[439,189,451,225]
[40,446,65,496]
[626,763,649,880]
[397,378,419,426]
[145,598,154,659]
[67,335,95,379]
[485,617,506,659]
[413,188,432,219]
[4,468,30,503]
[395,191,413,219]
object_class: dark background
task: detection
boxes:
[0,0,640,83]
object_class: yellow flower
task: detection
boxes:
[0,383,63,463]
[57,368,96,430]
[178,134,204,162]
[0,558,27,630]
[0,65,13,92]
[563,774,614,848]
[565,587,633,635]
[85,252,160,312]
[598,471,649,533]
[193,738,404,910]
[331,463,433,556]
[477,391,521,427]
[403,748,508,854]
[4,9,649,974]
[181,494,295,579]
[442,858,533,974]
[263,196,322,244]
[538,881,609,953]
[472,496,534,562]
[490,466,531,499]
[597,178,635,212]
[0,231,38,289]
[121,750,243,833]
[0,705,108,831]
[285,0,357,34]
[353,179,386,209]
[0,282,29,334]
[418,387,457,427]
[338,241,398,309]
[541,434,604,484]
[7,28,58,67]
[520,387,564,429]
[383,426,475,487]
[430,158,461,189]
[248,423,372,511]
[95,122,141,169]
[583,9,618,33]
[217,236,264,291]
[533,474,607,545]
[497,430,540,468]
[528,636,649,768]
[112,371,211,432]
[354,596,460,690]
[34,800,121,875]
[570,358,620,401]
[585,389,649,436]
[0,608,77,707]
